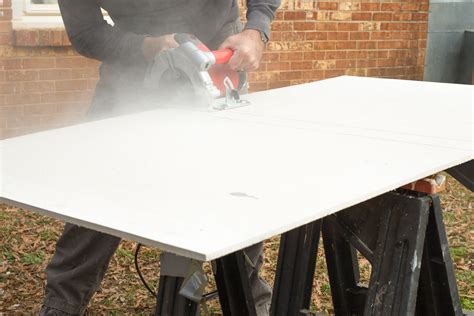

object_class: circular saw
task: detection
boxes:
[144,33,251,111]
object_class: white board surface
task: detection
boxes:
[1,76,472,261]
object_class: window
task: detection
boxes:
[26,0,60,15]
[12,0,62,28]
[12,0,110,29]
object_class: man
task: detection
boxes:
[39,0,280,315]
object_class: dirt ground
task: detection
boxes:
[0,175,472,314]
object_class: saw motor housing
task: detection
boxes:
[144,33,250,110]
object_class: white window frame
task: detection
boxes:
[12,0,111,29]
[24,1,61,16]
[12,0,63,28]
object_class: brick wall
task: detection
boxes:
[0,0,429,139]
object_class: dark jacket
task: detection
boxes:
[58,0,279,118]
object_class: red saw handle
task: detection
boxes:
[212,48,233,65]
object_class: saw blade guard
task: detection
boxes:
[174,33,247,97]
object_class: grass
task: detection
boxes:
[0,175,472,314]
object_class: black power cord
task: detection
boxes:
[134,243,219,301]
[134,243,156,297]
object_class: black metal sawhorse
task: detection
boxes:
[153,190,464,316]
[271,191,464,316]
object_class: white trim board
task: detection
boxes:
[1,76,472,261]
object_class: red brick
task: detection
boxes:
[350,32,370,40]
[23,103,56,115]
[335,60,356,68]
[291,61,313,70]
[302,70,325,80]
[347,50,368,59]
[318,2,338,10]
[5,93,41,105]
[0,82,20,94]
[281,31,305,41]
[351,13,372,21]
[378,59,397,67]
[303,51,326,60]
[327,31,349,40]
[39,69,73,80]
[248,82,267,92]
[371,32,393,40]
[381,3,402,11]
[357,41,377,49]
[49,30,64,46]
[70,68,100,79]
[271,22,294,31]
[262,52,279,62]
[381,23,418,31]
[0,33,11,45]
[331,12,352,21]
[412,13,428,21]
[41,91,93,103]
[314,41,336,50]
[420,3,429,11]
[22,81,55,93]
[0,21,12,33]
[54,102,89,114]
[294,22,316,31]
[13,30,39,46]
[373,13,393,21]
[314,60,336,70]
[271,32,282,41]
[268,81,291,89]
[281,52,303,61]
[326,51,347,59]
[1,0,12,7]
[55,79,89,91]
[338,23,359,31]
[336,41,357,49]
[56,57,88,68]
[401,3,420,11]
[393,13,412,21]
[266,62,290,71]
[284,11,307,20]
[356,59,377,68]
[279,71,302,80]
[3,58,22,70]
[325,69,345,78]
[0,9,12,21]
[6,70,39,82]
[305,32,328,41]
[361,3,380,11]
[378,41,405,49]
[315,22,338,31]
[23,58,56,69]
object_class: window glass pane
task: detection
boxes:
[31,0,58,3]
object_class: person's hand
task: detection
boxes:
[219,29,265,71]
[142,34,179,61]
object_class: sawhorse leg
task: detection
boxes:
[416,195,463,316]
[322,192,432,315]
[322,191,464,316]
[270,220,321,315]
[214,250,257,316]
[154,276,198,316]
